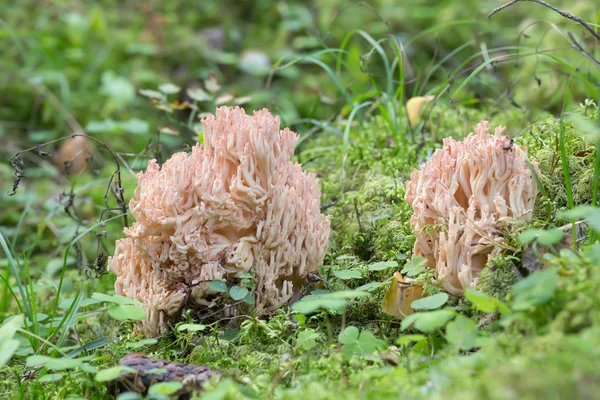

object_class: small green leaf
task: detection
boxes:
[558,206,600,231]
[80,363,98,373]
[95,366,136,382]
[187,88,212,102]
[59,297,102,309]
[215,93,234,105]
[367,261,398,271]
[209,280,228,293]
[26,355,53,367]
[38,373,63,382]
[229,286,249,301]
[91,293,117,303]
[464,289,496,312]
[120,119,149,135]
[149,381,184,395]
[537,228,565,246]
[400,313,421,331]
[116,392,142,400]
[234,96,252,105]
[338,326,359,345]
[293,314,306,326]
[512,269,559,311]
[0,339,21,367]
[518,228,563,245]
[92,293,140,305]
[0,315,24,366]
[465,289,510,315]
[158,83,181,94]
[401,256,427,277]
[0,314,24,338]
[445,315,477,350]
[296,329,320,351]
[356,331,385,353]
[107,305,146,321]
[402,310,455,333]
[333,269,362,280]
[243,292,255,305]
[48,358,82,371]
[414,310,455,332]
[355,281,386,292]
[411,293,448,310]
[291,290,369,315]
[518,229,542,244]
[101,71,135,106]
[177,324,206,332]
[139,89,165,100]
[395,334,426,346]
[126,339,158,349]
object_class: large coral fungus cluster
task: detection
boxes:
[109,107,330,336]
[405,121,537,295]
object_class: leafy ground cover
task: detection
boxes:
[1,1,599,399]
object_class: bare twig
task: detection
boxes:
[488,0,600,42]
[10,134,129,228]
[568,32,600,67]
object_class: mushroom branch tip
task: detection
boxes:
[109,106,331,336]
[405,120,537,295]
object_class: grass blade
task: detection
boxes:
[0,232,32,321]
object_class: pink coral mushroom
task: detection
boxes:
[405,120,537,295]
[109,107,330,336]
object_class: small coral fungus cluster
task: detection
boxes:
[405,121,537,295]
[109,107,330,336]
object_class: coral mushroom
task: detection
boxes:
[405,120,537,295]
[109,107,330,336]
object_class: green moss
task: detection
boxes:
[476,256,520,300]
[327,175,412,260]
[438,331,600,400]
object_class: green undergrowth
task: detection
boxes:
[517,99,599,213]
[2,1,600,394]
[0,97,600,400]
[2,98,600,400]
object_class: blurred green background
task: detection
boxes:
[1,0,598,268]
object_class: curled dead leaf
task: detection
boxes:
[382,272,424,319]
[406,95,434,127]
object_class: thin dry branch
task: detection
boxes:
[488,0,600,42]
[568,32,600,67]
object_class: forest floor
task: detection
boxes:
[1,1,599,399]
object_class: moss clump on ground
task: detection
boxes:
[2,82,599,400]
[476,255,521,300]
[327,175,412,261]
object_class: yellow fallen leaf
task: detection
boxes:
[406,95,435,127]
[382,272,424,319]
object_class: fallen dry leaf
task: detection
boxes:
[382,272,424,319]
[406,95,434,127]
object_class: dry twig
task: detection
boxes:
[488,0,600,42]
